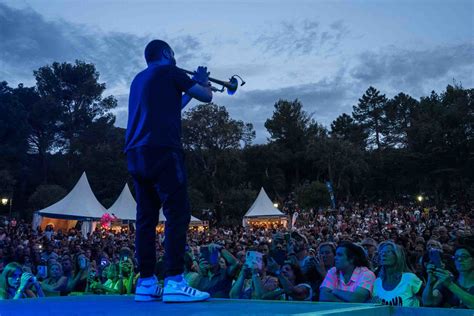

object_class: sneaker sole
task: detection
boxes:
[162,294,210,303]
[135,294,162,302]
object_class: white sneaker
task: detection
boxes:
[135,276,163,302]
[163,278,210,303]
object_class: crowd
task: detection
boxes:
[0,202,472,309]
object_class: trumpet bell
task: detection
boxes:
[226,77,238,95]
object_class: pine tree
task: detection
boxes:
[383,92,419,148]
[352,86,387,150]
[330,113,367,149]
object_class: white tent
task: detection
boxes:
[36,172,106,234]
[38,172,106,219]
[159,208,203,224]
[107,184,136,221]
[106,184,205,227]
[243,187,288,227]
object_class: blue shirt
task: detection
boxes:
[124,64,195,152]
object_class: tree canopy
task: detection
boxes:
[1,60,472,224]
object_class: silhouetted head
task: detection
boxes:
[144,40,175,66]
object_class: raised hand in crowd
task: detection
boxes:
[13,271,44,299]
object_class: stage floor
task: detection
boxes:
[0,295,386,316]
[0,295,471,316]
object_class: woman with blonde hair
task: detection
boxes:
[40,260,68,296]
[373,241,422,306]
[0,262,44,299]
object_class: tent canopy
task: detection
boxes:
[244,187,286,219]
[107,184,136,221]
[159,208,203,224]
[107,184,204,224]
[37,172,106,220]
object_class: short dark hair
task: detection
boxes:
[282,261,305,284]
[144,40,171,63]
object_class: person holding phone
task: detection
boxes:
[117,256,137,295]
[85,267,105,294]
[190,244,239,298]
[0,262,45,299]
[230,254,278,299]
[423,244,474,309]
[70,253,89,293]
[95,263,121,295]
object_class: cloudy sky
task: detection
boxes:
[1,0,473,143]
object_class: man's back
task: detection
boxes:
[125,64,194,152]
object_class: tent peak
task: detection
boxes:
[244,187,285,218]
[37,171,106,219]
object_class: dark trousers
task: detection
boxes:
[127,146,190,278]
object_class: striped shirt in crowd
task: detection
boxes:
[320,266,376,294]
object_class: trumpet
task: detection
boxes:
[179,68,245,95]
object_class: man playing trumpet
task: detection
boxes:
[125,39,212,303]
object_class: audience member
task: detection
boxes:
[0,200,471,310]
[0,262,44,299]
[319,241,375,303]
[373,241,422,306]
[423,244,474,308]
[264,259,312,301]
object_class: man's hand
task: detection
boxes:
[241,264,252,279]
[19,272,34,291]
[426,264,438,285]
[250,263,260,277]
[266,257,280,275]
[192,66,210,85]
[198,257,210,274]
[432,268,453,287]
[314,255,327,277]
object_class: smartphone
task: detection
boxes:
[245,251,263,270]
[79,257,87,269]
[200,246,211,263]
[37,265,48,279]
[201,246,219,265]
[429,249,443,268]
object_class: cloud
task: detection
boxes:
[0,3,207,90]
[211,72,356,144]
[254,19,349,57]
[350,43,474,96]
